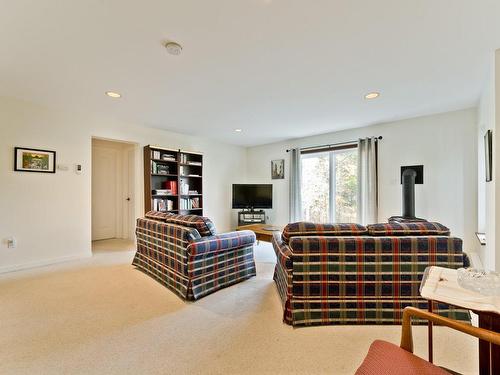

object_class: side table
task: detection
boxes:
[420,266,500,375]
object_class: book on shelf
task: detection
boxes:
[152,189,173,196]
[152,161,170,174]
[180,197,200,210]
[153,198,174,212]
[162,180,177,195]
[162,153,176,161]
[151,149,176,162]
[187,161,202,166]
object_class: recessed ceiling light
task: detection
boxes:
[365,92,380,100]
[235,129,242,132]
[105,91,122,98]
[165,41,183,55]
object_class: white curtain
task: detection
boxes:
[289,148,302,222]
[357,137,378,225]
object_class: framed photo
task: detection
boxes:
[485,130,493,182]
[14,147,56,173]
[271,159,285,179]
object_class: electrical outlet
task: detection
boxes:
[6,237,16,248]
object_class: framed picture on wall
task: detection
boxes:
[485,130,492,182]
[14,147,56,173]
[271,159,285,179]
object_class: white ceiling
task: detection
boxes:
[1,0,499,146]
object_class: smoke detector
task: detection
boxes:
[164,41,182,55]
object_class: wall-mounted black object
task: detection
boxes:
[400,165,423,184]
[485,130,492,182]
[390,166,426,223]
[401,169,416,218]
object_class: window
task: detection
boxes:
[301,146,358,223]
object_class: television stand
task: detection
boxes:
[238,210,266,226]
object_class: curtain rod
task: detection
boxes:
[285,136,382,153]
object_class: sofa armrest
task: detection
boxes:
[187,230,256,256]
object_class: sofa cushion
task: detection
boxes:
[145,210,172,221]
[282,222,368,243]
[166,214,217,237]
[367,222,450,236]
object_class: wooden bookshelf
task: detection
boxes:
[144,145,203,215]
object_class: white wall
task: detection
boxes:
[0,94,481,272]
[477,55,496,269]
[0,96,246,272]
[477,49,500,271]
[246,109,478,254]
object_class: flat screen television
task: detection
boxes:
[232,184,272,209]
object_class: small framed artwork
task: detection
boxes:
[271,159,285,179]
[484,130,493,182]
[14,147,56,173]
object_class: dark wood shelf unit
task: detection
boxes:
[144,146,203,215]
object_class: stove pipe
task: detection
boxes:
[402,169,416,218]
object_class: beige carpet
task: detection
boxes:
[0,240,478,374]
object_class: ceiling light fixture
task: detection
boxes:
[235,128,242,132]
[105,91,122,98]
[365,92,380,100]
[165,41,183,56]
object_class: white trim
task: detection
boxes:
[467,251,484,269]
[0,253,91,274]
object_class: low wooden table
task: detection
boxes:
[236,224,282,243]
[420,266,500,374]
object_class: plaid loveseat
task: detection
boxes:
[133,211,256,300]
[273,221,470,326]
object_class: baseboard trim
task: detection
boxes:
[0,253,91,274]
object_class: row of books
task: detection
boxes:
[153,198,175,212]
[151,161,171,175]
[180,197,200,210]
[151,150,176,162]
[152,189,173,196]
[179,153,202,165]
[162,180,177,195]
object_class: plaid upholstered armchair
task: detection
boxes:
[272,221,469,326]
[133,211,256,300]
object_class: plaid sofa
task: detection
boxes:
[133,212,256,300]
[273,221,470,326]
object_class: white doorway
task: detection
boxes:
[91,138,136,243]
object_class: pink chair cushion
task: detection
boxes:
[355,340,451,375]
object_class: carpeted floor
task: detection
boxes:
[0,240,478,374]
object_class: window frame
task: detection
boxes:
[300,143,358,223]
